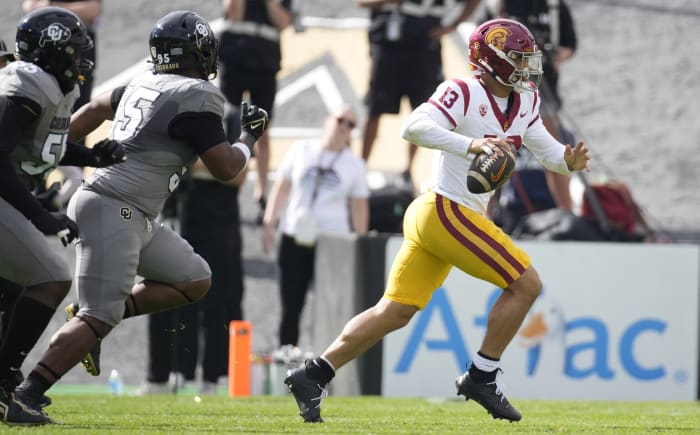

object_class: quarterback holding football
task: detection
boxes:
[285,18,589,424]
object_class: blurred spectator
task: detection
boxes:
[22,1,103,211]
[488,0,578,233]
[219,0,293,224]
[140,164,246,395]
[262,104,369,349]
[358,0,481,186]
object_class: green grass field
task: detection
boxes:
[3,390,699,434]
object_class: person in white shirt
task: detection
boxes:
[284,18,589,423]
[263,104,369,349]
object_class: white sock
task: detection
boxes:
[473,352,500,372]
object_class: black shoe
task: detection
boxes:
[456,371,522,422]
[284,366,327,423]
[0,386,51,426]
[65,303,101,376]
[0,372,51,409]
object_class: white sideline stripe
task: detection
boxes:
[274,64,344,111]
[269,127,322,138]
[300,16,370,29]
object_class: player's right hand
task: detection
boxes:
[31,211,79,247]
[240,101,269,140]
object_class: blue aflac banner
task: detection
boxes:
[382,241,699,401]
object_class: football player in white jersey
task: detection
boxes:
[8,11,268,425]
[285,18,589,423]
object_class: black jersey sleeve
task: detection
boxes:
[0,95,47,219]
[168,111,228,155]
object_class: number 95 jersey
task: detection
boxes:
[0,61,79,188]
[85,71,226,219]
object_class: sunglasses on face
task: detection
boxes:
[336,117,356,129]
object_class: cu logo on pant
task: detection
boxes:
[120,207,133,220]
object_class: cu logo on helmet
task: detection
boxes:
[194,21,208,47]
[39,23,71,47]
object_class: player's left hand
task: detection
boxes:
[90,138,127,167]
[564,141,590,172]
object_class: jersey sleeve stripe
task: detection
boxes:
[451,78,470,116]
[429,99,457,128]
[527,114,540,128]
[436,195,520,285]
[532,92,539,112]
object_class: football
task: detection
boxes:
[467,147,516,194]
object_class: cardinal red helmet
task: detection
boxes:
[468,18,543,93]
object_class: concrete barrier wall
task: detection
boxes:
[312,232,389,396]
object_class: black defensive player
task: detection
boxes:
[5,10,268,425]
[0,7,125,426]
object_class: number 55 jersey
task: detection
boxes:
[85,71,226,219]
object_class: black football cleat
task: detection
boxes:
[284,365,327,423]
[456,372,522,422]
[65,303,102,376]
[0,372,51,409]
[0,386,51,426]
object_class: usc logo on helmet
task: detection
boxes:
[484,27,510,51]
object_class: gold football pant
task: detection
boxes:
[384,192,531,309]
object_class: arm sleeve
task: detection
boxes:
[59,141,93,166]
[523,118,571,175]
[401,80,476,156]
[0,96,46,219]
[168,111,227,154]
[401,102,473,157]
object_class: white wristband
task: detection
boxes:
[232,142,251,165]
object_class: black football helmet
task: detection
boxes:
[149,11,218,80]
[15,6,94,93]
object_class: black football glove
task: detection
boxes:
[35,181,62,212]
[31,211,79,247]
[89,138,126,167]
[240,101,269,141]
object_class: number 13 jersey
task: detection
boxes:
[422,76,569,215]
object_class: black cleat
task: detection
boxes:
[284,366,327,423]
[0,372,51,408]
[65,303,101,376]
[456,372,522,422]
[0,386,51,426]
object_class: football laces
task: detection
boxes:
[479,154,499,172]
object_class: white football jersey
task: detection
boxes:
[412,77,570,215]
